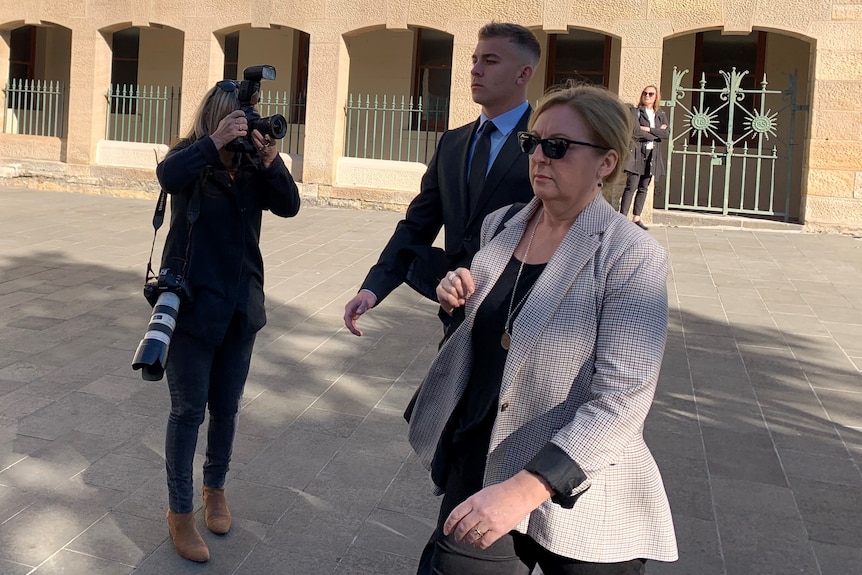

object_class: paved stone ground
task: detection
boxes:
[0,187,861,575]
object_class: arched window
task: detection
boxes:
[546,31,611,89]
[412,28,452,131]
[9,26,35,80]
[692,30,767,140]
[111,28,140,113]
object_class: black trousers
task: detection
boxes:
[620,171,653,218]
[620,150,655,218]
[417,450,647,575]
[164,315,256,513]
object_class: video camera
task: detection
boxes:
[225,65,288,155]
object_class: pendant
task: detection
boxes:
[501,331,511,350]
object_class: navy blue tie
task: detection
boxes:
[468,121,496,197]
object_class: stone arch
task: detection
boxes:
[342,25,454,163]
[211,24,311,155]
[95,23,184,146]
[538,26,622,98]
[0,20,72,138]
[658,26,814,222]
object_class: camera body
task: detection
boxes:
[225,65,288,155]
[143,267,192,308]
[133,268,193,381]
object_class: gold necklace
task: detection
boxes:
[501,214,540,350]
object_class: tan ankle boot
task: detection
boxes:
[202,486,232,534]
[166,510,209,562]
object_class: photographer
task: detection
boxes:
[156,78,299,563]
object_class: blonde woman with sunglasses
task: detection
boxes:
[155,79,300,562]
[410,85,676,574]
[619,85,668,230]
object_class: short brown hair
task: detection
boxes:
[529,83,632,184]
[478,23,541,66]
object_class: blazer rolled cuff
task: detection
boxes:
[524,442,590,509]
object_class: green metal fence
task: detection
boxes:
[345,94,449,163]
[3,78,66,137]
[106,84,181,145]
[257,89,305,155]
[105,85,306,154]
[662,67,807,221]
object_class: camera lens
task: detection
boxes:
[255,114,287,140]
[267,114,287,139]
[131,292,181,381]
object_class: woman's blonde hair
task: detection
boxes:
[184,83,240,142]
[639,84,661,112]
[529,83,632,184]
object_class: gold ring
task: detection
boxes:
[473,527,484,539]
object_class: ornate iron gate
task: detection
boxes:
[662,67,807,221]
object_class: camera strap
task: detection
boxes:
[144,172,205,285]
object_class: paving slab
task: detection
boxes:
[0,188,861,574]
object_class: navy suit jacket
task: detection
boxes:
[360,107,534,303]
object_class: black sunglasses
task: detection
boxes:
[642,91,656,96]
[517,131,609,159]
[216,80,240,93]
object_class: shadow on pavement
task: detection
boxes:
[0,229,860,574]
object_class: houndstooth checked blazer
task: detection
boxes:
[408,194,678,563]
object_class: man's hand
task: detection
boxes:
[343,291,378,336]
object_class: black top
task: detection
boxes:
[438,256,545,493]
[156,136,300,345]
[452,256,545,446]
[432,254,588,508]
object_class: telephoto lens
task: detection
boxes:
[132,292,181,381]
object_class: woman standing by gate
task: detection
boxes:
[619,85,668,230]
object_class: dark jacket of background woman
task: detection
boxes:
[157,136,300,345]
[623,105,669,178]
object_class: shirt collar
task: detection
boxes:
[479,101,529,137]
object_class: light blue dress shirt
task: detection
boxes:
[467,100,530,179]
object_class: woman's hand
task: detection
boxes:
[210,110,247,150]
[443,471,553,549]
[251,129,279,169]
[436,267,474,315]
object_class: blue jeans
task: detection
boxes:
[164,315,256,513]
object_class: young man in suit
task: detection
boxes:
[343,23,541,336]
